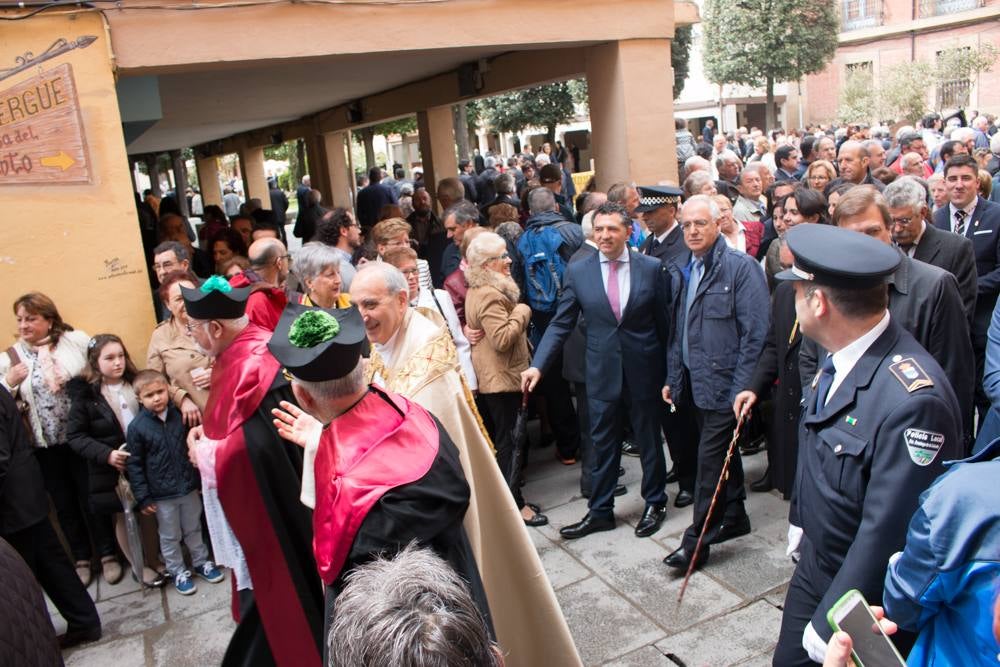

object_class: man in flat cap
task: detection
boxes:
[771,225,962,665]
[636,185,696,509]
[266,304,492,660]
[182,276,323,666]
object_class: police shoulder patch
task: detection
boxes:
[888,357,934,393]
[903,428,944,466]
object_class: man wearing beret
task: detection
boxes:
[182,277,323,666]
[771,225,962,665]
[267,304,492,660]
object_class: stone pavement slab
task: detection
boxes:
[655,600,784,666]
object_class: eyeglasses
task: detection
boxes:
[890,216,914,227]
[487,252,510,262]
[152,261,178,272]
[184,320,209,334]
[680,220,711,232]
[400,267,420,276]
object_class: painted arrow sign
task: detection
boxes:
[0,63,90,185]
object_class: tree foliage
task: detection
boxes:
[672,24,694,99]
[702,0,838,88]
[702,0,837,128]
[837,43,999,124]
[476,81,576,140]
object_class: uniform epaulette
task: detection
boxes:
[888,355,934,393]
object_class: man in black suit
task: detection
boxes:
[522,201,671,540]
[636,186,695,509]
[356,167,399,232]
[885,176,977,325]
[0,389,101,648]
[932,154,1000,420]
[801,186,974,442]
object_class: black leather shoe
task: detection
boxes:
[59,625,102,649]
[621,440,640,457]
[634,505,667,537]
[740,435,766,455]
[665,466,678,484]
[673,489,694,508]
[613,484,627,496]
[526,502,542,513]
[750,469,772,493]
[663,546,709,572]
[523,512,549,527]
[713,515,752,544]
[560,513,616,539]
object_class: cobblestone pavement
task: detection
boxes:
[58,444,793,666]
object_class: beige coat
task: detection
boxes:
[464,268,531,394]
[366,309,581,667]
[146,317,211,411]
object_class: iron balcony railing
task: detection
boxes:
[918,0,981,17]
[841,0,883,30]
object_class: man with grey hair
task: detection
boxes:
[266,304,492,662]
[732,167,765,225]
[229,237,293,330]
[884,176,977,325]
[972,115,991,150]
[480,172,519,222]
[862,138,887,170]
[663,194,769,573]
[347,262,580,666]
[441,199,481,279]
[182,279,323,665]
[329,545,501,667]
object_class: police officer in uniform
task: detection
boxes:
[772,224,962,666]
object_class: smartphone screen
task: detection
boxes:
[836,600,905,667]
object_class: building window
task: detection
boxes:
[842,0,882,30]
[845,61,874,81]
[936,48,972,109]
[918,0,979,18]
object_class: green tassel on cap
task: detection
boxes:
[289,310,341,348]
[200,275,233,294]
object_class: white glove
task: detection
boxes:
[803,621,828,664]
[787,523,803,561]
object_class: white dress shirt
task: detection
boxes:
[825,310,891,403]
[949,197,979,234]
[599,248,631,312]
[903,220,927,258]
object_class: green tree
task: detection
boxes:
[672,24,694,99]
[477,81,576,142]
[702,0,838,130]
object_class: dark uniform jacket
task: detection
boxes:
[667,236,770,412]
[748,281,801,498]
[932,197,1000,347]
[792,318,962,644]
[911,221,978,327]
[638,224,691,270]
[801,253,974,437]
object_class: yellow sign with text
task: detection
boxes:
[0,63,89,184]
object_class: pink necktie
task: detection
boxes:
[607,260,621,321]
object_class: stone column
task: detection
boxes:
[585,38,677,190]
[237,145,270,207]
[143,154,162,197]
[417,105,458,205]
[195,155,223,207]
[303,130,331,207]
[323,131,353,209]
[169,150,189,216]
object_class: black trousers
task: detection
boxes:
[680,406,747,551]
[35,445,98,562]
[587,378,667,517]
[536,354,581,460]
[5,519,100,632]
[480,392,525,509]
[660,402,698,495]
[574,382,595,496]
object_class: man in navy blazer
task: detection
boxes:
[932,154,1000,418]
[522,202,672,540]
[662,195,770,573]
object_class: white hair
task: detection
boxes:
[356,261,408,296]
[681,194,721,221]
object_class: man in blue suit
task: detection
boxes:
[932,154,1000,420]
[662,195,770,572]
[522,202,672,540]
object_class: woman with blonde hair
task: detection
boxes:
[806,159,836,192]
[464,232,546,527]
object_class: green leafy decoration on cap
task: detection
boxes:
[200,275,233,294]
[289,310,340,348]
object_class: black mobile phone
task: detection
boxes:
[827,589,906,667]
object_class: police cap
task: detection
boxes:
[775,224,900,289]
[634,185,683,213]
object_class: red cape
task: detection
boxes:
[229,272,286,331]
[312,387,439,584]
[203,322,280,438]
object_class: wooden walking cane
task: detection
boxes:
[677,407,749,605]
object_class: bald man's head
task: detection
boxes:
[248,237,289,284]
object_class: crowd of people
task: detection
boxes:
[2,114,1000,666]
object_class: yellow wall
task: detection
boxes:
[0,12,156,359]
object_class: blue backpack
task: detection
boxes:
[518,222,571,313]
